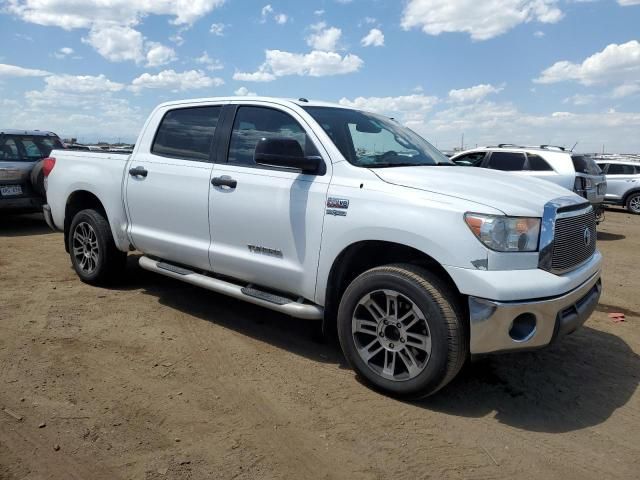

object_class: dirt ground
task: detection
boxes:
[0,208,638,480]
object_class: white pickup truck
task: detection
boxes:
[43,97,602,398]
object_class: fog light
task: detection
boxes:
[509,313,537,342]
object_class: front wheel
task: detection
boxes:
[68,209,126,285]
[626,192,640,214]
[337,264,467,398]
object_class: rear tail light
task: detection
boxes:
[42,157,56,177]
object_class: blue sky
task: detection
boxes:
[1,0,639,152]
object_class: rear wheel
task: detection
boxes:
[337,264,467,398]
[626,192,640,214]
[68,209,126,285]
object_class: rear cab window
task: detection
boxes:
[571,155,602,175]
[151,106,222,161]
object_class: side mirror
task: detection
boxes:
[254,137,322,174]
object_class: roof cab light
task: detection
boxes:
[465,213,541,252]
[42,157,56,177]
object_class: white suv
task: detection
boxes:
[451,145,607,212]
[595,160,640,214]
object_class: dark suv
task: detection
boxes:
[0,130,63,212]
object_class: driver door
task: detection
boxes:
[208,103,331,300]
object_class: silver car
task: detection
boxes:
[596,160,640,214]
[0,130,63,212]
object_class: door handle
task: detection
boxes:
[211,176,237,189]
[129,166,148,178]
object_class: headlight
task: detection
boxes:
[464,213,540,252]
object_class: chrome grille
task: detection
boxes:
[551,208,596,273]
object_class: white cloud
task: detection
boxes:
[195,52,224,71]
[210,22,225,35]
[261,4,274,18]
[145,42,176,68]
[401,0,563,41]
[448,83,504,103]
[314,9,325,16]
[361,28,385,47]
[44,74,124,93]
[306,22,342,51]
[53,47,75,59]
[234,86,257,96]
[0,63,50,77]
[8,1,225,63]
[130,69,224,92]
[534,30,545,37]
[338,94,439,125]
[562,94,596,106]
[618,1,640,5]
[234,49,363,82]
[611,83,640,98]
[7,0,226,29]
[535,40,640,86]
[274,13,288,24]
[83,24,145,63]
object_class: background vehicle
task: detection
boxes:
[0,129,63,212]
[450,145,607,213]
[43,97,602,398]
[595,160,640,214]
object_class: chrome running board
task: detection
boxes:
[139,256,324,320]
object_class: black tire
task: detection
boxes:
[68,209,126,285]
[626,192,640,215]
[337,264,467,398]
[30,160,46,198]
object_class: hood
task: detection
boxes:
[372,166,581,217]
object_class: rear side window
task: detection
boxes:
[452,152,486,166]
[152,106,221,161]
[486,152,526,171]
[526,153,553,171]
[607,164,637,175]
[227,106,314,167]
[571,155,602,175]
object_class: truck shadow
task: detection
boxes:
[0,213,52,237]
[120,256,638,434]
[419,326,639,433]
[597,231,626,241]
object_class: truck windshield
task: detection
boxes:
[303,106,451,168]
[0,135,63,162]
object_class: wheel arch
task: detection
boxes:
[321,240,465,336]
[63,190,108,253]
[623,188,640,206]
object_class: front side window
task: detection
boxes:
[152,106,221,161]
[452,152,486,167]
[607,164,636,175]
[227,106,314,167]
[303,106,450,168]
[486,152,526,171]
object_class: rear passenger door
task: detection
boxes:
[208,103,331,301]
[605,164,638,201]
[125,104,223,271]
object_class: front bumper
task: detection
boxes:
[468,271,601,354]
